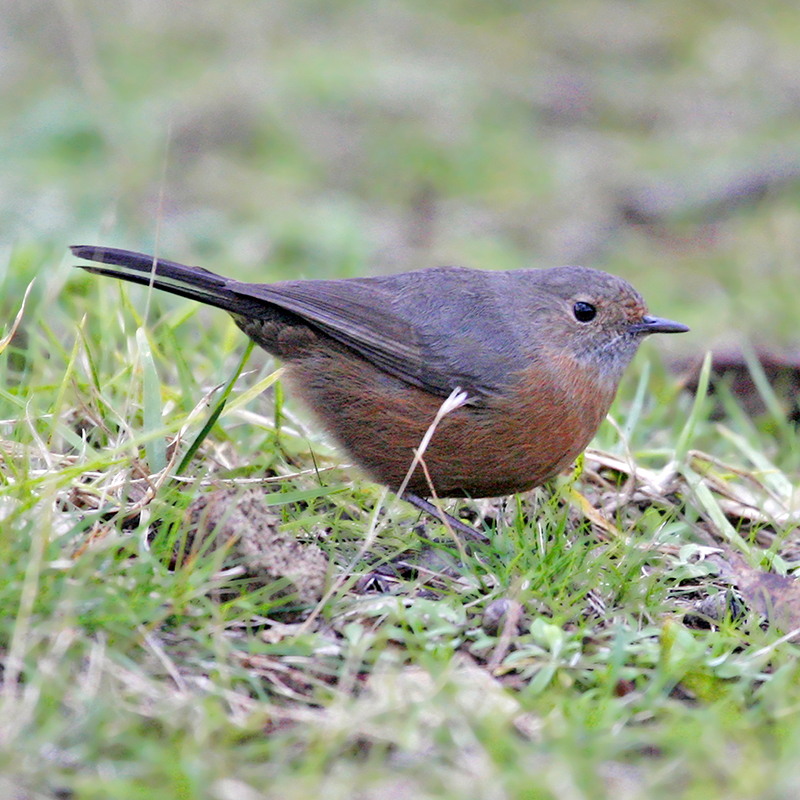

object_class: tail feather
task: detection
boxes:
[70,245,246,315]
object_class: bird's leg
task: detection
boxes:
[402,492,490,544]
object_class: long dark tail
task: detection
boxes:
[71,245,247,315]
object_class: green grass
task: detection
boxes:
[4,2,800,798]
[4,248,800,798]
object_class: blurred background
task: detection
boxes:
[4,0,800,368]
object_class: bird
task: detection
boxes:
[71,245,688,533]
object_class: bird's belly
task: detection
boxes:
[285,348,615,499]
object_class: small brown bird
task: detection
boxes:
[72,246,687,518]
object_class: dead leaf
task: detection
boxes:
[715,553,800,631]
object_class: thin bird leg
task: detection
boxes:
[402,492,490,543]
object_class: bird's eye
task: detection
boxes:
[573,301,597,322]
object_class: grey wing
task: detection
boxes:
[233,269,528,398]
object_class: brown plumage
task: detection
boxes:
[71,245,688,498]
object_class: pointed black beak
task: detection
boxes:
[629,315,689,335]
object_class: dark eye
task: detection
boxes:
[573,301,597,322]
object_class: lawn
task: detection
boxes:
[2,2,800,798]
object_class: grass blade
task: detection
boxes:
[176,340,255,475]
[136,327,167,473]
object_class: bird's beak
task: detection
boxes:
[630,315,689,335]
